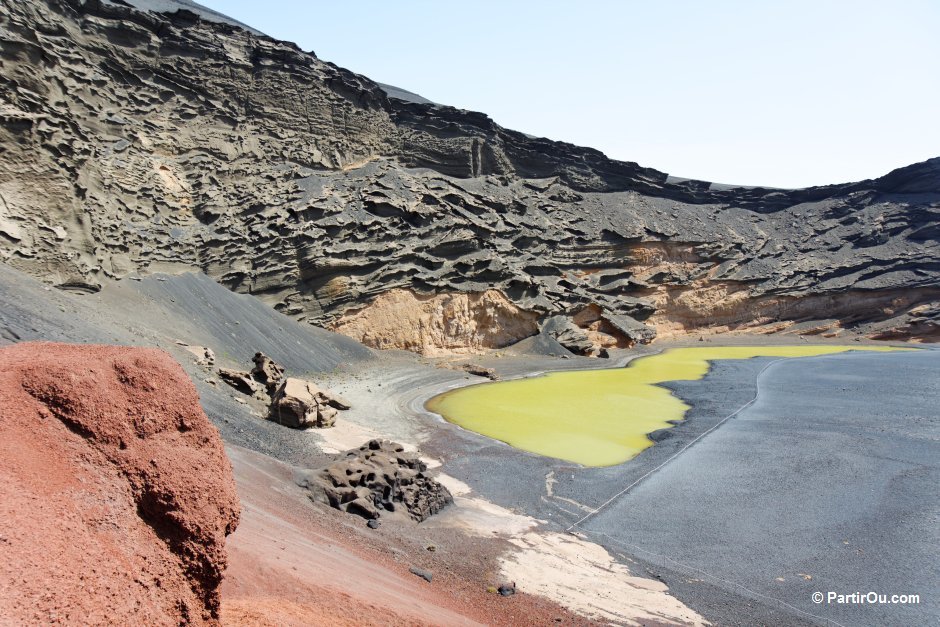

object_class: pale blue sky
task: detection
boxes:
[199,0,939,188]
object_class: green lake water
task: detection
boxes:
[426,345,909,467]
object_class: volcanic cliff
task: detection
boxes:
[1,0,938,354]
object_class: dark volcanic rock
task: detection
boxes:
[301,440,453,522]
[543,316,596,356]
[409,567,433,583]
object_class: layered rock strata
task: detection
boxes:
[1,0,937,352]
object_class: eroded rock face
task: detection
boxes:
[0,0,937,349]
[330,289,540,355]
[0,342,239,626]
[301,440,453,522]
[250,352,284,395]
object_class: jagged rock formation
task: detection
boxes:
[215,351,350,428]
[0,342,239,625]
[1,0,938,353]
[300,439,453,522]
[219,367,266,398]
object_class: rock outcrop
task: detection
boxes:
[459,363,500,380]
[217,352,350,428]
[330,289,541,355]
[268,377,348,428]
[249,351,284,395]
[300,440,453,522]
[0,0,937,352]
[0,342,239,626]
[219,367,267,398]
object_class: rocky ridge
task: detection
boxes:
[1,0,938,353]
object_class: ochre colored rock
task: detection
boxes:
[268,377,346,428]
[218,367,266,398]
[330,289,540,356]
[0,342,240,626]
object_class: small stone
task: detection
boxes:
[498,582,516,596]
[366,519,379,529]
[409,567,433,583]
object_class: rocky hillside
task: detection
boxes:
[2,0,938,354]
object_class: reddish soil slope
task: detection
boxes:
[0,342,240,626]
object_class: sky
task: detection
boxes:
[198,0,940,188]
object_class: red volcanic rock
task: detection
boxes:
[0,342,240,626]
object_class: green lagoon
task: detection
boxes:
[426,345,909,467]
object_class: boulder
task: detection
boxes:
[542,316,595,356]
[498,582,517,597]
[302,440,452,522]
[268,377,337,428]
[409,567,433,583]
[218,368,266,398]
[601,312,657,344]
[250,352,284,395]
[0,342,239,625]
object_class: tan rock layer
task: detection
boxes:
[643,283,940,341]
[329,288,539,356]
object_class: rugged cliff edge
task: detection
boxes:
[0,342,240,625]
[1,0,937,354]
